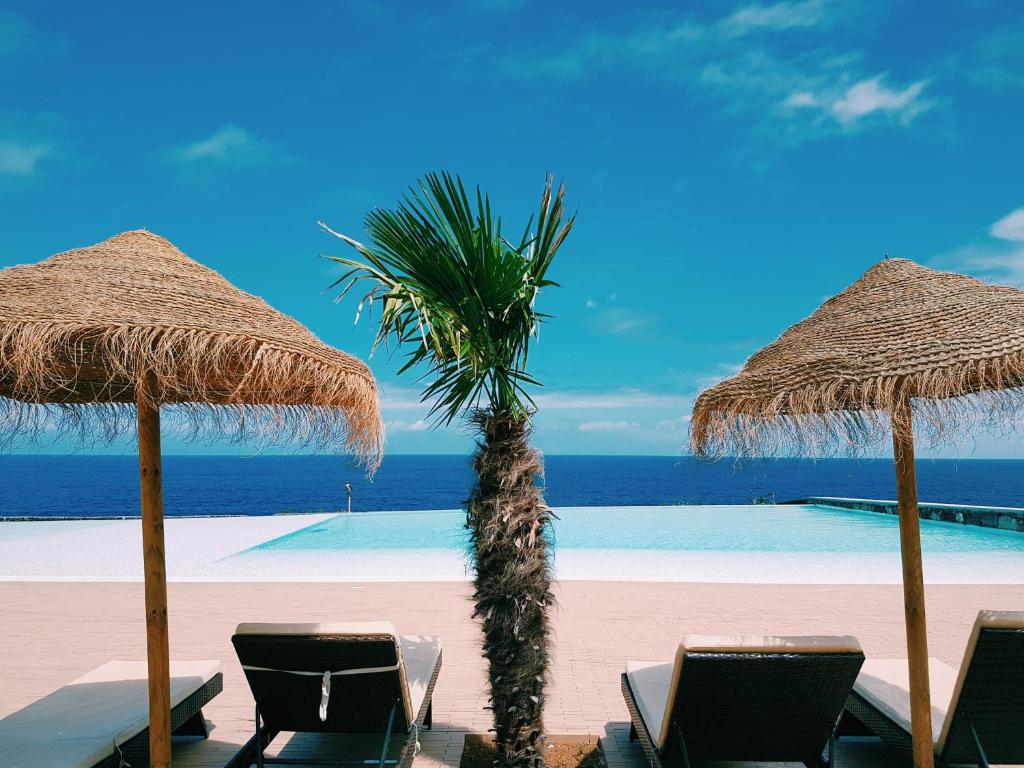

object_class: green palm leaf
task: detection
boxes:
[321,172,574,424]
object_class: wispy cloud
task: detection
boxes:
[933,206,1024,287]
[535,388,692,409]
[388,418,429,433]
[0,140,50,175]
[382,382,692,413]
[378,381,701,452]
[787,74,930,125]
[169,124,287,167]
[694,362,745,391]
[991,208,1024,242]
[496,2,934,148]
[722,0,829,36]
[583,292,656,336]
[958,23,1024,91]
[578,420,639,432]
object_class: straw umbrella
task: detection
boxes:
[690,257,1024,768]
[0,230,383,767]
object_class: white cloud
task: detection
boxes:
[536,388,692,409]
[380,383,692,413]
[171,124,285,166]
[0,140,50,175]
[723,0,828,36]
[933,206,1024,287]
[784,91,818,107]
[578,420,639,432]
[657,415,692,428]
[600,309,650,335]
[695,362,744,390]
[991,208,1024,242]
[828,75,930,124]
[388,419,429,433]
[496,5,933,149]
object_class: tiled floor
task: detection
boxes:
[1,581,1021,767]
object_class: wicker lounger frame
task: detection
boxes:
[621,651,864,768]
[843,626,1024,768]
[92,673,224,768]
[227,649,442,768]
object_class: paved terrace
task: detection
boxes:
[2,582,1021,768]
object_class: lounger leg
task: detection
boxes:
[255,705,266,768]
[174,709,210,738]
[378,700,399,768]
[965,715,989,768]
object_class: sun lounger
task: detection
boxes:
[844,610,1024,767]
[622,635,864,768]
[0,659,222,768]
[230,622,442,768]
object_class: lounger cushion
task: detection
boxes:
[0,660,220,768]
[400,635,442,720]
[235,621,400,637]
[853,657,958,746]
[624,660,674,749]
[626,634,862,750]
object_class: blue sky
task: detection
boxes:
[1,1,1023,457]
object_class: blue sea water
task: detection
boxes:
[1,454,1024,518]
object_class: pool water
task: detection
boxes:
[251,504,1024,555]
[4,504,1021,583]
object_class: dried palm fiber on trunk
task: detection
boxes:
[692,258,1024,457]
[467,410,553,768]
[0,230,383,464]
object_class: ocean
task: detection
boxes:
[1,454,1023,518]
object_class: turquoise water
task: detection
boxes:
[251,504,1024,554]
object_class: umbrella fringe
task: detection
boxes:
[691,353,1024,459]
[0,319,384,469]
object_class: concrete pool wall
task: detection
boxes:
[798,496,1024,533]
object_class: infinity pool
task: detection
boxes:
[250,504,1024,554]
[3,504,1023,583]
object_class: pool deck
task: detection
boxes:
[2,580,1021,768]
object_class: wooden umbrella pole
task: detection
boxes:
[138,370,172,768]
[891,396,934,768]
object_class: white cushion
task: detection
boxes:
[625,660,674,749]
[853,658,958,746]
[681,634,862,655]
[0,660,220,768]
[627,635,862,750]
[400,635,442,721]
[234,621,399,636]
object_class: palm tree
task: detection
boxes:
[321,172,574,768]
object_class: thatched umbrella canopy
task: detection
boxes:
[0,230,383,767]
[691,257,1024,768]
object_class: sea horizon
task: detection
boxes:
[5,453,1024,518]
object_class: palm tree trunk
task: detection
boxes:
[467,409,554,768]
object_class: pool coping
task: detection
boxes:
[794,496,1024,533]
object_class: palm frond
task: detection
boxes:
[322,172,574,424]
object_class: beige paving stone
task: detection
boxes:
[1,581,1021,767]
